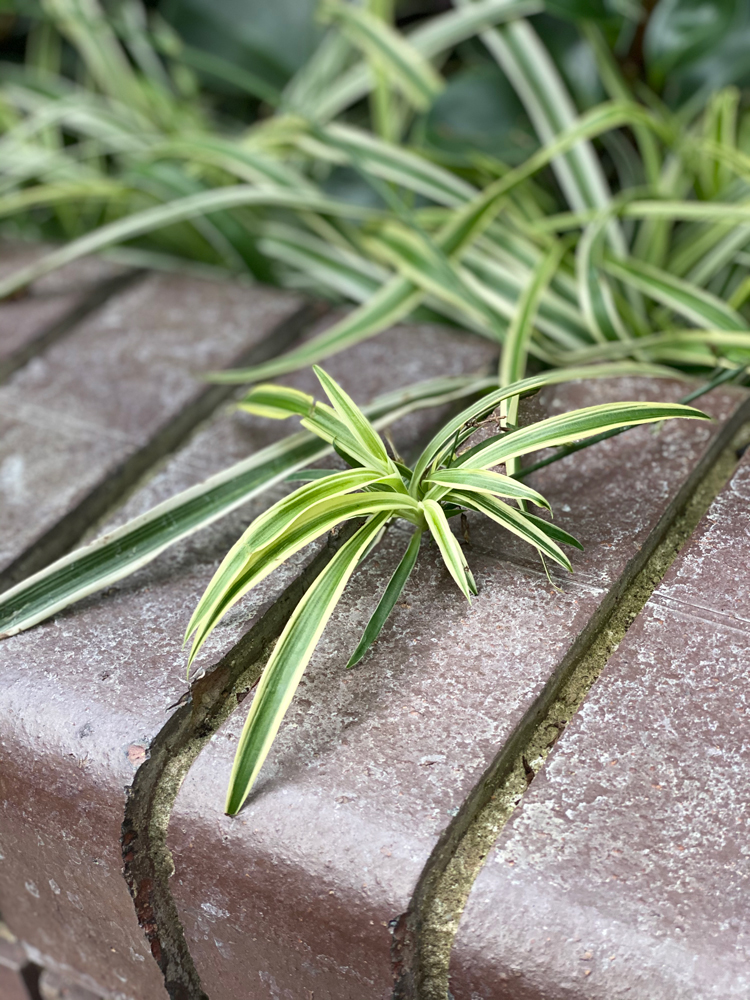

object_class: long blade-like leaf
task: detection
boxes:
[314,0,543,121]
[346,527,422,668]
[0,185,381,300]
[603,256,747,332]
[576,219,632,345]
[225,512,390,814]
[451,489,572,570]
[185,468,391,645]
[421,498,475,599]
[425,468,550,508]
[523,513,583,550]
[410,361,683,491]
[212,102,650,386]
[207,275,422,384]
[187,492,419,662]
[321,0,444,109]
[456,401,709,469]
[313,365,392,470]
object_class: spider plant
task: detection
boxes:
[184,365,706,813]
[0,0,746,751]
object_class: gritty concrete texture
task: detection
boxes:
[0,931,40,1000]
[0,274,303,576]
[0,243,127,374]
[165,377,744,1000]
[449,451,750,1000]
[39,969,105,1000]
[0,314,494,999]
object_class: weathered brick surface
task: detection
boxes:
[0,243,126,373]
[0,274,303,576]
[164,379,745,1000]
[0,933,40,1000]
[4,245,749,1000]
[0,318,494,999]
[0,964,37,1000]
[39,968,103,1000]
[449,451,750,999]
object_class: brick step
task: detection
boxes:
[2,249,749,1000]
[0,276,495,999]
[449,435,750,998]
[164,378,746,1000]
[0,243,131,385]
[0,266,307,589]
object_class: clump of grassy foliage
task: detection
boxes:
[189,367,704,812]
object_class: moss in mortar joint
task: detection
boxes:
[404,403,750,1000]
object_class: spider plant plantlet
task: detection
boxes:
[184,366,708,815]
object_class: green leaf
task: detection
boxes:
[410,361,681,492]
[576,219,631,345]
[212,102,655,387]
[313,365,392,470]
[302,121,476,206]
[193,468,390,622]
[225,512,390,814]
[346,527,422,668]
[314,0,544,121]
[320,0,444,110]
[421,498,475,599]
[206,275,422,384]
[42,0,148,112]
[463,244,591,351]
[498,239,566,486]
[522,512,583,551]
[464,11,625,251]
[547,328,750,365]
[499,240,566,392]
[187,491,419,663]
[624,200,750,224]
[238,384,315,420]
[0,184,382,300]
[299,402,385,470]
[365,222,503,338]
[0,430,329,639]
[257,222,387,302]
[456,401,710,469]
[449,490,572,570]
[425,468,550,509]
[603,255,747,332]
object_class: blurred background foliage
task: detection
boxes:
[0,0,750,382]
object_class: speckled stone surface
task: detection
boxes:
[165,379,744,1000]
[0,244,125,367]
[0,274,302,572]
[39,968,103,1000]
[0,320,494,1000]
[0,933,38,1000]
[449,451,750,1000]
